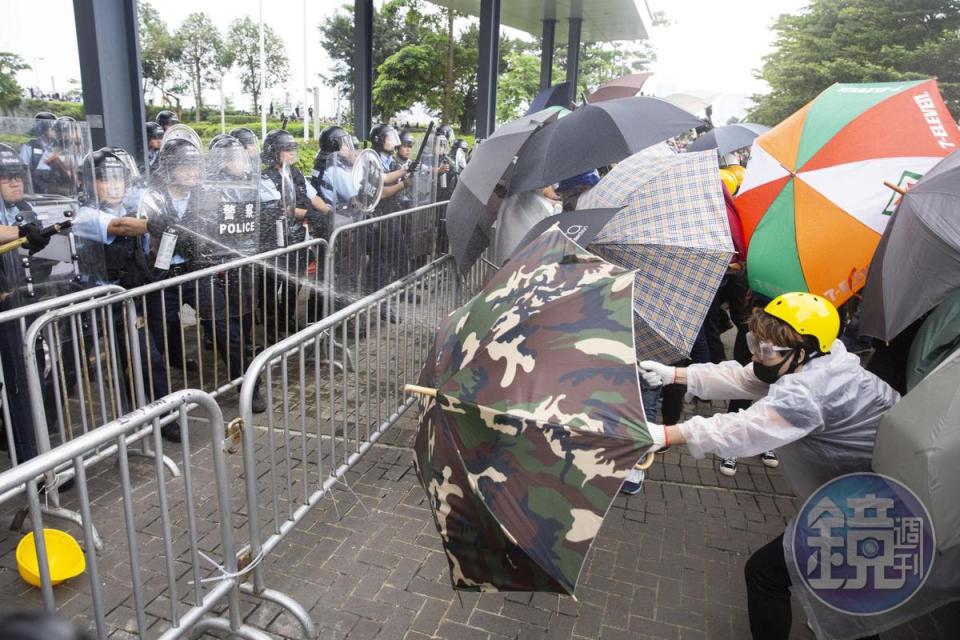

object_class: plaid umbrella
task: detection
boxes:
[578,149,734,363]
[410,228,653,594]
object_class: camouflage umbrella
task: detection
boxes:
[409,228,654,594]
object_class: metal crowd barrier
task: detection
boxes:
[234,255,470,627]
[323,201,449,317]
[0,390,268,639]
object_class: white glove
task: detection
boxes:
[648,423,667,449]
[638,360,676,388]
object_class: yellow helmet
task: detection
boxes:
[719,168,739,195]
[764,292,840,353]
[727,164,746,185]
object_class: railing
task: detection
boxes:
[0,390,268,639]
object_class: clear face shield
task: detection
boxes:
[209,145,248,179]
[382,128,400,152]
[94,166,128,207]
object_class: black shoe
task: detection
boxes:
[161,423,182,443]
[251,389,267,414]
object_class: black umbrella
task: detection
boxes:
[686,123,769,155]
[512,207,621,259]
[526,82,572,115]
[861,150,960,341]
[447,109,561,272]
[509,97,703,194]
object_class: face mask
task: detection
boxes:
[753,350,801,384]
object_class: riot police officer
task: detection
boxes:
[259,129,329,338]
[0,144,52,463]
[311,125,353,204]
[156,110,179,132]
[74,149,169,408]
[140,130,264,422]
[370,124,412,207]
[145,121,163,173]
[435,123,457,200]
[20,112,62,195]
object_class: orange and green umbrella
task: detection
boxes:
[736,79,960,306]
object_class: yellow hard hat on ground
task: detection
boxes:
[719,168,739,194]
[16,528,86,587]
[764,292,840,353]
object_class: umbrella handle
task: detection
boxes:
[635,451,656,470]
[883,181,906,195]
[404,384,437,398]
[0,237,27,257]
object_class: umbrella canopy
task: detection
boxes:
[736,79,960,307]
[413,228,653,594]
[860,149,960,340]
[447,109,561,272]
[686,123,770,155]
[661,91,719,116]
[512,207,621,257]
[527,82,572,115]
[905,288,960,393]
[873,347,960,551]
[509,96,703,195]
[585,72,652,104]
[578,149,734,363]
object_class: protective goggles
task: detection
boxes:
[746,331,794,360]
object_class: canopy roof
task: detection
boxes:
[430,0,652,44]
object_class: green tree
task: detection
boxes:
[318,0,428,106]
[226,17,289,115]
[174,13,231,121]
[0,52,28,110]
[138,1,182,107]
[551,40,655,101]
[496,47,540,122]
[749,0,960,125]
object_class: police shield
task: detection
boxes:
[323,147,383,225]
[411,131,437,207]
[192,136,261,262]
[0,116,105,308]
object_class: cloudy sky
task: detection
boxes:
[2,0,809,123]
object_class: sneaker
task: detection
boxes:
[719,458,738,477]
[620,468,645,495]
[761,451,780,468]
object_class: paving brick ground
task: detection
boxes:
[1,394,957,640]
[0,305,957,639]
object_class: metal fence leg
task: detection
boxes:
[238,583,317,638]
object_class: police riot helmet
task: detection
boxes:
[0,143,30,203]
[31,112,57,136]
[105,146,141,182]
[229,127,258,149]
[158,137,203,186]
[0,143,27,179]
[146,121,164,140]
[370,124,400,153]
[83,148,128,205]
[156,110,179,129]
[437,123,455,143]
[399,130,415,148]
[262,129,299,166]
[319,126,352,154]
[209,135,247,177]
[208,133,231,149]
